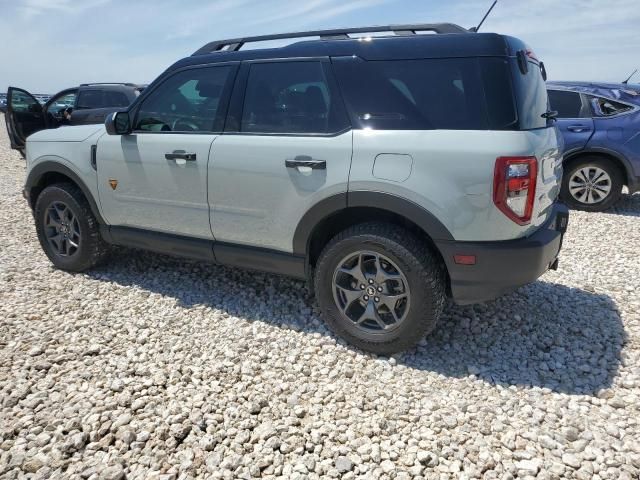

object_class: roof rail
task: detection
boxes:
[192,23,470,56]
[79,83,140,87]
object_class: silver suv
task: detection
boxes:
[16,24,568,353]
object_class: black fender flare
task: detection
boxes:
[25,160,106,224]
[292,191,454,257]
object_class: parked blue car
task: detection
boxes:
[547,81,640,211]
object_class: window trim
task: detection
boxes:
[225,56,351,137]
[129,62,240,135]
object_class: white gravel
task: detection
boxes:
[0,117,639,480]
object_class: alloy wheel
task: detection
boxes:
[569,166,612,205]
[44,201,81,257]
[332,251,410,333]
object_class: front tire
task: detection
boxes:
[314,223,446,354]
[560,157,623,211]
[34,183,109,272]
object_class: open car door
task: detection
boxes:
[5,87,47,156]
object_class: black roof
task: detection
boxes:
[169,30,524,72]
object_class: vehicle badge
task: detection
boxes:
[109,179,118,190]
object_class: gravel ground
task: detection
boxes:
[0,117,639,480]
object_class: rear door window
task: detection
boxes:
[241,61,347,134]
[76,90,104,109]
[104,91,131,107]
[547,90,584,118]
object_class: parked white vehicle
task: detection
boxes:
[19,23,568,353]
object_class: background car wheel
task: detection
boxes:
[560,157,623,212]
[314,222,446,354]
[34,183,109,272]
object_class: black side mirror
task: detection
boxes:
[105,111,131,135]
[540,61,548,81]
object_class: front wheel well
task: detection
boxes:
[29,172,79,209]
[564,152,629,186]
[307,207,450,292]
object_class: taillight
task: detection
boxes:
[493,156,538,225]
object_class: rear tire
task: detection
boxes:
[560,157,622,211]
[314,222,446,354]
[34,183,109,272]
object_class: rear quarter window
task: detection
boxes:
[333,57,525,131]
[332,57,489,130]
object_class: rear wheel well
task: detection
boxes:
[307,207,450,291]
[564,152,628,186]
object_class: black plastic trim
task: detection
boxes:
[107,226,215,261]
[292,191,454,256]
[24,161,106,224]
[214,243,306,278]
[348,191,454,240]
[292,193,348,255]
[102,226,306,279]
[193,23,470,55]
[437,203,569,305]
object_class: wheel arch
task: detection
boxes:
[25,161,106,224]
[564,148,631,187]
[294,192,454,288]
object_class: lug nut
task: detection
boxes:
[360,284,365,290]
[374,297,380,302]
[363,295,369,301]
[377,287,383,292]
[368,279,374,284]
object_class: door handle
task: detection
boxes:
[567,125,590,133]
[165,151,197,161]
[285,155,326,170]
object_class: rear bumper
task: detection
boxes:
[436,203,569,305]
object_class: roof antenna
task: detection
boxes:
[470,0,498,32]
[622,68,638,84]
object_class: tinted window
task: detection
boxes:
[241,62,346,134]
[479,58,518,129]
[333,57,503,130]
[10,90,40,113]
[104,91,131,107]
[510,59,549,129]
[548,90,583,118]
[588,95,634,117]
[135,66,232,132]
[76,90,103,109]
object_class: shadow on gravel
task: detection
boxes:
[600,192,640,217]
[88,251,624,396]
[403,282,625,395]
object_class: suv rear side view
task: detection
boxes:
[21,24,568,353]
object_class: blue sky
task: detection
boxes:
[1,0,639,93]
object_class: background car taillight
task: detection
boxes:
[493,156,538,225]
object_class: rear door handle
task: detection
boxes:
[285,155,326,170]
[165,150,197,161]
[567,125,591,133]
